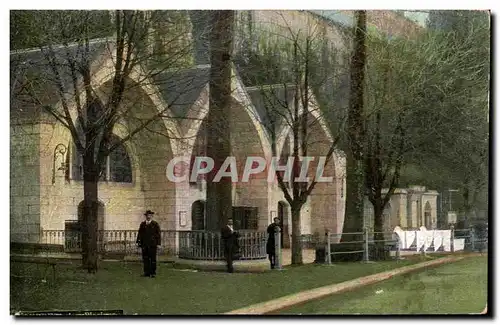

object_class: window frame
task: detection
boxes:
[68,136,134,184]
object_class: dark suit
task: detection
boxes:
[266,222,279,269]
[221,225,239,273]
[136,220,161,276]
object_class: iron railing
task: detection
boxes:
[40,229,267,260]
[34,226,488,262]
[178,230,267,260]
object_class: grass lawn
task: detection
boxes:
[277,255,488,315]
[10,256,426,315]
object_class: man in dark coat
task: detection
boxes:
[221,218,239,273]
[266,217,280,269]
[136,210,161,278]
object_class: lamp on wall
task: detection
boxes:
[55,144,67,169]
[52,143,68,184]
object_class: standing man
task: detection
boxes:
[136,210,161,278]
[266,217,280,269]
[221,218,239,273]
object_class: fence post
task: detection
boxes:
[364,227,369,262]
[274,226,282,270]
[396,238,401,260]
[451,225,455,253]
[326,231,331,265]
[470,227,476,252]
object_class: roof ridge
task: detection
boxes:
[246,84,296,91]
[10,37,112,56]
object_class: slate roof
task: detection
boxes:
[11,38,110,96]
[10,39,112,122]
[242,70,350,139]
[245,85,296,134]
[152,65,210,118]
[10,39,211,122]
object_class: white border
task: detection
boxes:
[3,2,497,325]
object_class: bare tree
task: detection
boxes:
[11,10,199,272]
[239,16,347,265]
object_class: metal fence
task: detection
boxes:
[322,230,398,263]
[178,230,267,260]
[300,234,321,249]
[454,227,488,252]
[320,227,488,264]
[40,229,267,260]
[40,230,178,255]
[33,226,489,263]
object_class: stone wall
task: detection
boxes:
[252,10,347,49]
[37,122,176,233]
[338,10,423,38]
[10,124,42,243]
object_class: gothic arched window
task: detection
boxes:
[70,134,133,183]
[108,135,132,183]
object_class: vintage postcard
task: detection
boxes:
[9,8,489,316]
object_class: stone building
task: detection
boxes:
[10,10,420,246]
[363,186,439,233]
[10,44,346,245]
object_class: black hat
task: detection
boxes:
[144,210,155,216]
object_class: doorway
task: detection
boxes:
[191,200,206,230]
[424,201,432,229]
[232,206,258,230]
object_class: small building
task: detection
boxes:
[364,185,439,232]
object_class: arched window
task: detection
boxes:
[108,135,132,183]
[71,142,84,181]
[70,134,132,183]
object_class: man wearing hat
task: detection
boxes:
[221,218,240,273]
[136,210,161,278]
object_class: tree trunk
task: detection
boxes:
[82,153,99,273]
[342,156,365,244]
[373,199,384,239]
[372,198,385,259]
[461,187,472,228]
[206,10,234,230]
[342,10,367,254]
[290,203,303,265]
